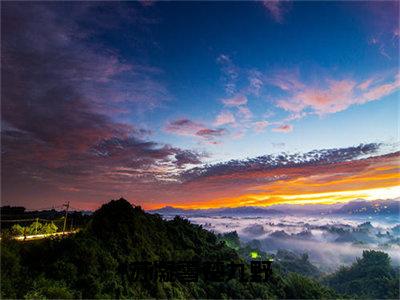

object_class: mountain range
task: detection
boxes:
[149,199,400,217]
[149,205,284,216]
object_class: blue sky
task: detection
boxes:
[111,1,399,162]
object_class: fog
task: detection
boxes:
[186,214,400,272]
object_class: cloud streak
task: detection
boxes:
[222,95,248,107]
[272,124,293,133]
[262,0,290,23]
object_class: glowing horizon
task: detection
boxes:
[145,151,400,210]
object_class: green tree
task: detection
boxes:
[10,224,25,236]
[40,222,58,234]
[27,220,42,235]
[284,273,337,299]
[324,250,399,299]
[24,277,74,299]
[1,241,22,298]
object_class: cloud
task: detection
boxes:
[215,56,263,139]
[139,0,155,7]
[222,95,248,107]
[1,3,203,208]
[217,54,239,95]
[367,35,392,59]
[272,124,293,133]
[394,28,400,38]
[248,70,264,96]
[169,143,400,209]
[164,119,205,136]
[274,73,400,116]
[182,143,384,182]
[196,128,226,138]
[253,121,270,133]
[358,78,374,91]
[358,75,400,104]
[237,106,253,120]
[164,118,226,144]
[363,1,399,58]
[174,150,204,167]
[188,214,400,271]
[262,0,290,23]
[215,57,398,126]
[214,111,236,126]
[267,69,305,91]
[214,106,254,140]
[3,4,135,159]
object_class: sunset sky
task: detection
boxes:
[2,1,399,210]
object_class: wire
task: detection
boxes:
[1,218,64,223]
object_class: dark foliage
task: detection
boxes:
[324,250,400,299]
[274,250,321,278]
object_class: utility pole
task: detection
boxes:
[35,218,39,235]
[62,201,70,234]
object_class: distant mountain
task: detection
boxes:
[270,230,291,239]
[149,205,283,216]
[149,205,189,215]
[150,199,400,217]
[270,202,345,215]
[332,199,400,215]
[213,206,283,215]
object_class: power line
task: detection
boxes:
[3,204,87,213]
[1,218,39,222]
[24,205,64,211]
[0,218,61,223]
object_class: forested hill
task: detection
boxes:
[1,199,398,299]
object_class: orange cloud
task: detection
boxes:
[146,151,400,210]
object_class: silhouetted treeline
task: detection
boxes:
[0,206,91,231]
[1,206,26,215]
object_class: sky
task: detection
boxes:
[1,1,399,210]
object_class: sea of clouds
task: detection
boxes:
[186,214,400,272]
